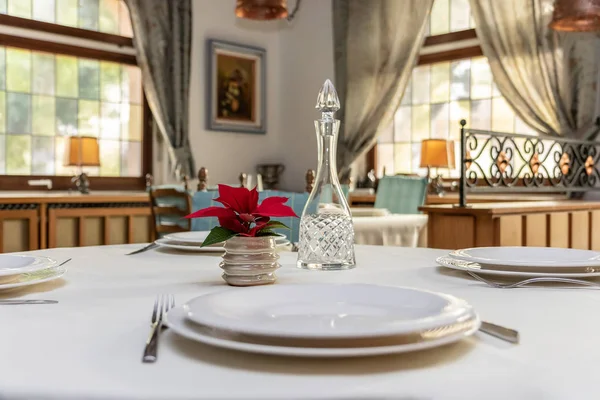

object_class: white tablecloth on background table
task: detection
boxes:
[1,244,599,399]
[353,214,428,247]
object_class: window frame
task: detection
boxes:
[0,12,151,191]
[367,28,481,174]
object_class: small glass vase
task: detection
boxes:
[220,236,280,286]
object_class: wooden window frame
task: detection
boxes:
[0,14,151,191]
[367,29,480,173]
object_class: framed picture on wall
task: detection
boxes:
[206,39,266,134]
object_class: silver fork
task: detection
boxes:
[142,294,175,363]
[126,242,158,256]
[467,272,600,289]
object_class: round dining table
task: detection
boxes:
[1,244,597,399]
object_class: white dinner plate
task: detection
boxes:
[184,284,476,339]
[155,238,291,252]
[0,254,57,277]
[166,305,479,358]
[449,247,600,268]
[437,255,600,278]
[0,265,67,290]
[164,231,288,244]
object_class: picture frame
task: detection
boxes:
[206,39,266,134]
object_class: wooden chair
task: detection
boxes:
[374,175,428,214]
[148,184,192,238]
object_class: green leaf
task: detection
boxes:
[255,229,278,237]
[262,221,290,231]
[201,226,237,247]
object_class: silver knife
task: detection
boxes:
[479,321,520,344]
[126,242,158,255]
[0,300,58,305]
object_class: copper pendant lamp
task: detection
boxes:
[235,0,301,21]
[549,0,600,31]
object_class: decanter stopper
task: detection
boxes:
[315,79,340,121]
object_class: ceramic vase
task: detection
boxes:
[220,236,280,286]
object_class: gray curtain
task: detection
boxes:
[126,0,195,178]
[333,0,434,179]
[470,0,600,139]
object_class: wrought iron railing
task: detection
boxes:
[458,119,600,207]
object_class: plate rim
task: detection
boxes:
[437,255,600,278]
[0,254,57,277]
[184,283,475,339]
[164,231,287,244]
[449,247,600,267]
[0,265,67,290]
[166,305,479,358]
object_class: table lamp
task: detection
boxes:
[64,136,100,194]
[419,139,455,196]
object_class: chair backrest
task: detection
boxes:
[374,176,428,214]
[148,185,192,238]
[190,191,221,232]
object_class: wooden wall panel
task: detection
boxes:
[591,211,600,250]
[524,214,547,247]
[83,217,103,247]
[55,218,78,248]
[428,215,475,249]
[131,216,152,243]
[548,213,569,248]
[3,219,28,252]
[498,216,522,246]
[570,211,589,250]
[108,216,127,244]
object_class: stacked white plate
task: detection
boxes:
[155,231,291,252]
[437,247,600,278]
[165,284,480,357]
[0,254,66,291]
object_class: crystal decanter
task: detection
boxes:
[297,79,356,270]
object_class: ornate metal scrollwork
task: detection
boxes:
[458,121,600,207]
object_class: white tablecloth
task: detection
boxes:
[1,245,598,399]
[353,214,428,247]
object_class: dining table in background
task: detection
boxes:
[1,244,599,399]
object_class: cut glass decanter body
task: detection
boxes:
[297,79,356,270]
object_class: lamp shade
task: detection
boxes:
[549,0,600,32]
[64,136,100,167]
[235,0,288,20]
[419,139,455,168]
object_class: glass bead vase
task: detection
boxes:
[220,236,280,286]
[297,79,356,270]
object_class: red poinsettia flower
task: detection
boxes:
[185,184,298,246]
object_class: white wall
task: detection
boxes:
[185,0,333,192]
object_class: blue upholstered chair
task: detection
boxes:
[148,185,192,238]
[374,175,428,214]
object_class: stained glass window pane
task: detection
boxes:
[121,65,142,104]
[56,0,77,27]
[100,62,120,102]
[470,57,493,100]
[121,103,141,141]
[376,144,394,176]
[32,135,54,174]
[120,140,141,177]
[99,0,119,34]
[0,91,5,133]
[32,0,54,22]
[450,59,470,100]
[393,106,411,142]
[394,143,411,174]
[492,97,515,132]
[56,97,77,135]
[7,48,31,93]
[430,0,449,36]
[7,92,31,134]
[79,59,100,100]
[79,0,99,31]
[412,66,430,105]
[431,103,449,139]
[32,95,55,136]
[450,0,470,31]
[449,100,470,138]
[430,62,450,103]
[99,139,120,176]
[8,0,31,18]
[0,48,5,91]
[0,0,6,14]
[32,52,55,96]
[471,99,492,130]
[378,121,393,143]
[101,102,120,139]
[78,99,100,136]
[56,55,78,98]
[412,104,430,141]
[6,134,31,174]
